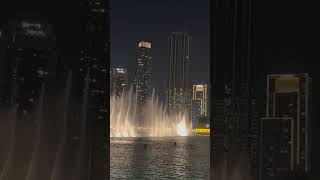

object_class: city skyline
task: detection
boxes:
[110,0,210,93]
[0,0,320,179]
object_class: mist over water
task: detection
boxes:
[110,87,192,137]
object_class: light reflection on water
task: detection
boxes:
[110,136,210,180]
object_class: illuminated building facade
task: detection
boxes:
[192,84,208,116]
[167,32,192,119]
[80,0,109,178]
[135,41,152,125]
[191,84,208,129]
[266,74,312,174]
[259,117,294,180]
[110,67,128,97]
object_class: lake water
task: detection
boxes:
[110,136,210,180]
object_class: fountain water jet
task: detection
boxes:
[110,87,191,137]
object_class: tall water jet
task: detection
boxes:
[0,105,17,179]
[110,86,137,137]
[110,87,191,137]
[50,70,72,180]
[25,83,45,180]
[72,68,90,180]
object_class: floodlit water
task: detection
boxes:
[110,136,210,180]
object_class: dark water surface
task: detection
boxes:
[110,136,210,180]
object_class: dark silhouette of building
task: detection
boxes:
[259,117,294,180]
[0,26,10,106]
[0,19,62,180]
[110,67,128,98]
[79,0,109,179]
[167,32,192,119]
[134,41,152,126]
[0,0,110,179]
[266,74,312,174]
[210,0,257,179]
[7,20,57,113]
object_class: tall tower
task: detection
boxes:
[0,20,58,180]
[110,67,128,98]
[259,117,294,180]
[167,32,192,119]
[266,74,312,174]
[135,41,152,126]
[80,0,109,178]
[6,20,57,114]
[0,26,10,106]
[210,0,256,179]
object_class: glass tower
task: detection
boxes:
[80,0,109,178]
[135,41,152,126]
[167,32,192,120]
[110,67,128,98]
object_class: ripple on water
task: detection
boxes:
[111,136,210,179]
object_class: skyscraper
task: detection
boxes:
[6,20,57,114]
[135,41,152,126]
[80,0,109,178]
[266,73,312,173]
[259,117,294,180]
[0,20,59,180]
[167,32,192,119]
[210,0,256,179]
[110,67,128,97]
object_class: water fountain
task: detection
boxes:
[110,87,191,137]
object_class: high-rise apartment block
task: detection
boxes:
[259,117,294,180]
[167,32,192,120]
[135,41,152,125]
[110,67,128,97]
[266,74,312,173]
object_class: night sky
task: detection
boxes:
[110,0,210,93]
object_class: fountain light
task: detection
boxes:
[176,120,188,136]
[110,87,192,137]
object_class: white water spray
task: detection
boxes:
[110,87,191,137]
